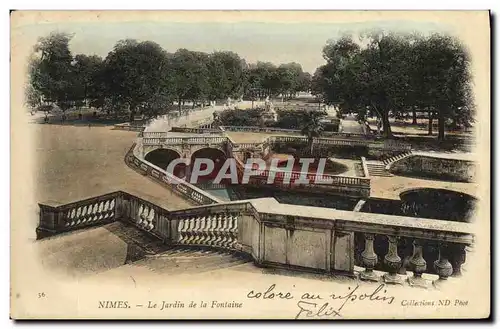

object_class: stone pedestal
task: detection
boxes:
[407,239,430,289]
[383,235,403,285]
[360,233,380,282]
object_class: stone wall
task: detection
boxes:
[389,155,476,183]
[270,140,370,159]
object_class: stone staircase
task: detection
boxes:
[132,246,252,274]
[366,151,413,177]
[104,221,170,255]
[382,151,413,166]
[365,161,392,177]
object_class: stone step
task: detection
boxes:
[369,173,393,177]
[366,165,385,169]
[137,249,251,274]
[151,247,233,258]
[103,221,169,255]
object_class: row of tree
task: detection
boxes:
[26,32,313,121]
[311,31,474,140]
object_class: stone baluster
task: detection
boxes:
[229,215,237,247]
[206,215,216,246]
[80,206,89,224]
[450,243,467,277]
[214,215,223,247]
[146,207,155,231]
[230,215,238,249]
[223,215,231,246]
[186,218,195,244]
[183,218,192,244]
[218,215,226,248]
[360,233,379,282]
[462,244,472,276]
[192,217,202,244]
[138,206,146,228]
[75,207,83,225]
[91,203,99,222]
[195,217,206,245]
[177,219,186,244]
[383,235,403,284]
[433,243,453,288]
[225,216,234,248]
[221,215,231,249]
[407,239,429,288]
[136,205,144,226]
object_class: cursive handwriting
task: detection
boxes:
[246,283,395,319]
[329,283,395,312]
[247,284,294,300]
[295,301,341,319]
[295,284,395,319]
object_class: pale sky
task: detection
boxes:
[14,19,451,74]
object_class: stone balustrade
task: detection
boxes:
[141,129,409,152]
[218,125,377,139]
[37,191,121,239]
[176,214,240,250]
[125,142,221,206]
[268,135,411,151]
[142,135,228,145]
[119,192,171,242]
[170,127,223,134]
[231,154,370,197]
[133,129,416,203]
[37,192,474,288]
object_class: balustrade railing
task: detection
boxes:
[232,153,370,193]
[37,191,473,287]
[125,142,221,206]
[142,135,227,145]
[268,135,411,151]
[141,131,410,151]
[219,125,374,139]
[120,192,171,242]
[37,191,121,238]
[170,127,222,134]
[176,214,240,250]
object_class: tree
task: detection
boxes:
[253,61,279,98]
[298,72,312,93]
[244,64,264,106]
[207,51,246,101]
[314,32,474,141]
[24,83,42,113]
[72,54,103,108]
[315,33,414,138]
[30,32,76,120]
[411,34,474,140]
[276,62,305,100]
[300,109,326,154]
[103,39,173,121]
[170,49,210,113]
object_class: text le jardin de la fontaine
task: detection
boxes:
[98,284,469,318]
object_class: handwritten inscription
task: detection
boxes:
[247,284,294,300]
[245,283,395,319]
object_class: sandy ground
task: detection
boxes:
[34,124,193,210]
